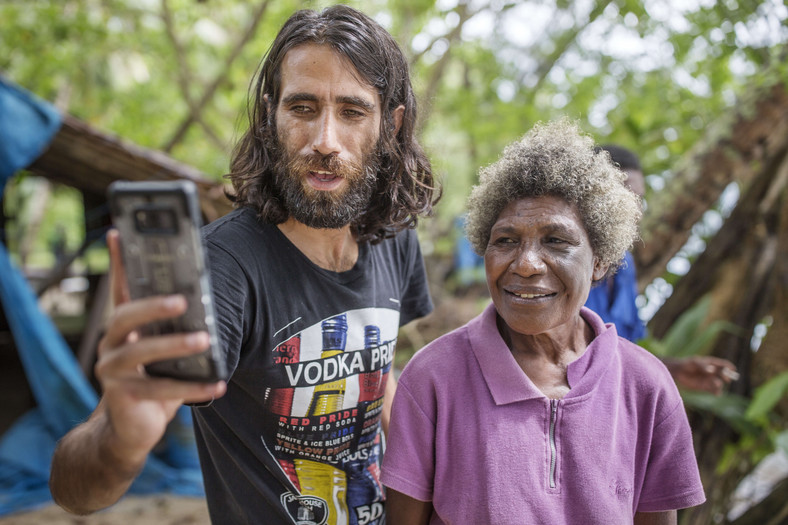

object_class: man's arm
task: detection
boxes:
[634,510,677,525]
[49,231,225,515]
[381,373,397,437]
[386,488,432,525]
[50,398,151,514]
[662,355,739,395]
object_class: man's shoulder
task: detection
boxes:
[202,207,277,247]
[366,227,421,261]
[204,206,258,234]
[403,322,473,375]
[372,226,418,245]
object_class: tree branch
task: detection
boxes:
[416,3,479,125]
[648,139,788,339]
[159,0,232,150]
[162,0,272,153]
[521,0,613,101]
[635,82,788,289]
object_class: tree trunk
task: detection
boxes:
[666,135,788,525]
[727,476,788,525]
[635,82,788,290]
[648,141,788,341]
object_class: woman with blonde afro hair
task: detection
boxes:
[381,119,706,525]
[466,118,641,277]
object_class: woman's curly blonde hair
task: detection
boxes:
[466,119,641,275]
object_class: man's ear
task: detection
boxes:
[392,105,405,135]
[592,258,609,282]
[263,94,272,113]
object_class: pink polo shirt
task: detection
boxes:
[381,303,705,524]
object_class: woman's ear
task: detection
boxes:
[592,258,609,282]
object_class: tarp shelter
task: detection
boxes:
[0,77,228,516]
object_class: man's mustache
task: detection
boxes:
[287,153,362,177]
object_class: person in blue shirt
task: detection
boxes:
[588,144,738,394]
[585,145,647,342]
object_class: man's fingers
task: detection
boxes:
[720,367,740,382]
[115,377,225,403]
[692,356,740,382]
[101,295,188,350]
[98,331,210,376]
[107,229,130,307]
[182,381,227,404]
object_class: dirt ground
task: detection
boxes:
[0,496,211,525]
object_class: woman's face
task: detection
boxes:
[484,195,607,340]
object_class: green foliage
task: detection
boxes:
[714,371,788,475]
[639,296,742,358]
[642,297,788,484]
[680,372,788,451]
[745,371,788,422]
[776,429,788,457]
[681,390,755,435]
[0,0,785,270]
[2,0,785,257]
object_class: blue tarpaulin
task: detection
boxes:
[0,77,61,185]
[0,77,203,516]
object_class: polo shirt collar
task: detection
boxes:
[566,307,618,396]
[467,303,619,405]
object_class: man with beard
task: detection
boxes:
[49,6,438,525]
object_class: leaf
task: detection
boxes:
[745,371,788,422]
[680,319,742,358]
[776,429,788,457]
[682,390,755,434]
[657,296,741,358]
[660,297,711,355]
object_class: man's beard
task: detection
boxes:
[271,135,380,230]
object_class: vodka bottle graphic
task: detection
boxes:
[358,325,382,402]
[347,324,384,524]
[307,315,348,414]
[294,314,349,525]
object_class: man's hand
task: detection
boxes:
[95,295,224,466]
[663,355,739,395]
[49,230,225,515]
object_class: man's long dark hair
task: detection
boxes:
[227,5,439,243]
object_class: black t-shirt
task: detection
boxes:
[192,207,432,525]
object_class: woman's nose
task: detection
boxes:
[512,244,547,275]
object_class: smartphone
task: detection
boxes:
[107,180,228,382]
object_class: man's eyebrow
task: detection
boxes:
[281,92,318,105]
[336,95,375,111]
[280,92,375,111]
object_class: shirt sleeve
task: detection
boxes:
[609,252,645,342]
[380,379,436,502]
[205,238,250,378]
[637,401,706,512]
[398,229,433,327]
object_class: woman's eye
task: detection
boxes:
[492,236,515,245]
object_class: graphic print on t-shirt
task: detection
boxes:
[263,307,399,525]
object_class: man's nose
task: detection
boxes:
[312,112,341,156]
